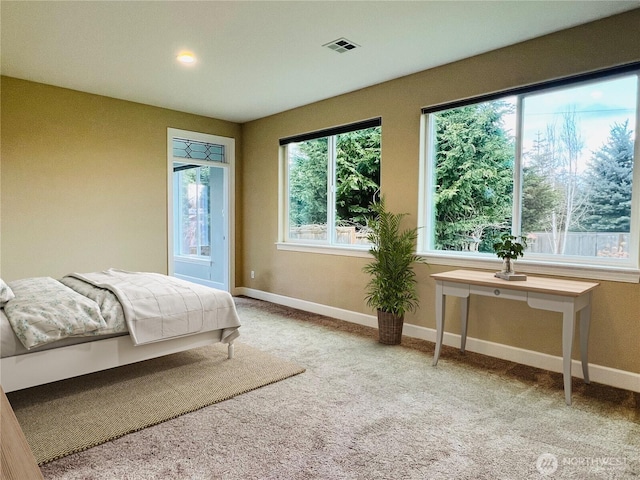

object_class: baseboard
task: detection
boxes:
[236,288,378,328]
[236,287,640,393]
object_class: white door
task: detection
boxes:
[167,129,235,292]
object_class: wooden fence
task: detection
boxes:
[289,225,370,245]
[526,232,629,258]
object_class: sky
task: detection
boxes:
[502,73,637,169]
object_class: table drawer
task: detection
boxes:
[470,284,527,301]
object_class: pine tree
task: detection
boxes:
[288,129,381,229]
[583,121,634,232]
[335,127,381,226]
[433,101,514,251]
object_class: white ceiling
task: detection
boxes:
[1,1,638,123]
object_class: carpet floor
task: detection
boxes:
[8,342,305,465]
[27,297,640,479]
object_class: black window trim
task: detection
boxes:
[279,117,382,146]
[421,62,640,115]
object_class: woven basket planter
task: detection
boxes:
[377,310,404,345]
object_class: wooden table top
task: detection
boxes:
[431,269,599,297]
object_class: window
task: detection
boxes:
[174,165,212,257]
[280,118,381,248]
[420,65,640,277]
[172,137,226,259]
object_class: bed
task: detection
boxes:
[0,269,241,392]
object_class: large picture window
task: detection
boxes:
[281,118,381,248]
[420,66,639,276]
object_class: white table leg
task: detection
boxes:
[432,281,445,366]
[460,296,469,353]
[580,299,591,384]
[562,305,576,405]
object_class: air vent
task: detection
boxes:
[323,37,359,53]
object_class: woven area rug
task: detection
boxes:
[6,342,305,465]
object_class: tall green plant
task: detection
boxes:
[363,199,426,316]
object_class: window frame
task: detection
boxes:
[418,63,640,283]
[173,164,213,260]
[278,118,382,255]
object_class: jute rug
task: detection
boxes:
[6,342,305,465]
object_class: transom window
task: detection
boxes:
[173,137,225,162]
[420,65,640,277]
[280,118,381,248]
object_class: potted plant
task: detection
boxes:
[363,198,426,344]
[493,233,527,280]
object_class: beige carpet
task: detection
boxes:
[6,342,305,465]
[35,298,639,479]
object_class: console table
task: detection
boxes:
[431,269,599,405]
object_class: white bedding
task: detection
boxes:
[1,270,241,391]
[59,275,126,336]
[0,308,126,358]
[3,277,109,349]
[66,269,240,346]
[2,269,240,353]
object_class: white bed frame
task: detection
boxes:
[1,332,234,393]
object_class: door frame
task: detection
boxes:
[166,128,236,292]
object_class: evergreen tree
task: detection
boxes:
[522,166,562,232]
[335,127,381,226]
[288,137,328,226]
[288,128,381,228]
[583,120,634,232]
[433,101,514,251]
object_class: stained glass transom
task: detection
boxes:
[173,138,225,162]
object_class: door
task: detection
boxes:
[167,129,235,292]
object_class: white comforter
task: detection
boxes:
[65,269,240,346]
[3,277,110,350]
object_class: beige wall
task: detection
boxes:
[1,77,242,280]
[241,10,640,374]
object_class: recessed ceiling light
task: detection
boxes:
[177,51,196,64]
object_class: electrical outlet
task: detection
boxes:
[250,270,255,279]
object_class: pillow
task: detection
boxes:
[0,278,15,307]
[4,277,107,349]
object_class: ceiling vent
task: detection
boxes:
[323,37,359,53]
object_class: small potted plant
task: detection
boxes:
[363,198,426,344]
[493,233,527,280]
